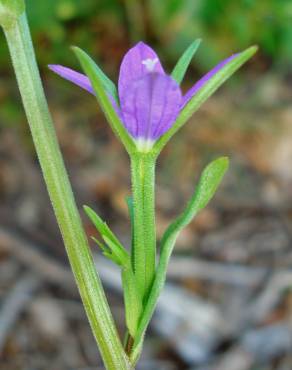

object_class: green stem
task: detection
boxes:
[2,12,131,370]
[131,153,156,301]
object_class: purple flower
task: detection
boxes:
[49,42,236,150]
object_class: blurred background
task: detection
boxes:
[0,0,292,369]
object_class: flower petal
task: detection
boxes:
[181,54,238,108]
[49,64,124,120]
[120,73,182,143]
[48,64,95,95]
[118,42,165,103]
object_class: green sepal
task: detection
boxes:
[84,205,128,266]
[130,157,229,361]
[153,46,258,155]
[0,0,25,29]
[91,61,119,105]
[171,39,202,84]
[72,47,136,154]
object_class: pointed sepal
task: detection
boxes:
[72,47,136,154]
[153,46,258,155]
[171,39,202,84]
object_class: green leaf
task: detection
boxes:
[122,265,143,338]
[153,46,258,155]
[86,203,143,336]
[126,196,135,265]
[91,236,108,253]
[91,236,121,265]
[160,157,229,241]
[126,196,134,226]
[84,205,129,266]
[84,205,121,246]
[130,157,229,361]
[171,39,201,84]
[72,47,136,154]
[104,236,129,266]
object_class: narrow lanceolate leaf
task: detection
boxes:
[122,265,143,338]
[85,204,142,337]
[154,46,258,155]
[126,196,134,228]
[171,39,202,84]
[73,47,136,154]
[84,205,129,266]
[91,236,121,265]
[130,157,229,361]
[126,196,135,263]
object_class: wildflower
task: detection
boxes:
[49,42,236,151]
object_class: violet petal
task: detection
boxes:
[49,64,123,119]
[48,64,95,95]
[118,42,165,103]
[120,73,182,142]
[181,54,238,108]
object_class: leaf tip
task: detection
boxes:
[83,205,94,219]
[250,45,259,53]
[83,204,89,212]
[71,46,85,60]
[203,156,229,181]
[218,156,229,170]
[241,45,258,58]
[70,45,79,52]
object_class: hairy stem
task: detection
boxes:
[131,153,156,301]
[1,11,130,370]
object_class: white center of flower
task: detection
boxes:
[136,138,154,152]
[142,58,158,72]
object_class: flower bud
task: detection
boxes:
[0,0,25,29]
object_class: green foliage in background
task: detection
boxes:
[0,0,290,128]
[0,0,125,66]
[149,0,292,69]
[0,0,291,70]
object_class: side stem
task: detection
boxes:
[2,12,131,370]
[131,153,156,301]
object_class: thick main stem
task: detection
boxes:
[131,153,156,300]
[2,13,130,370]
